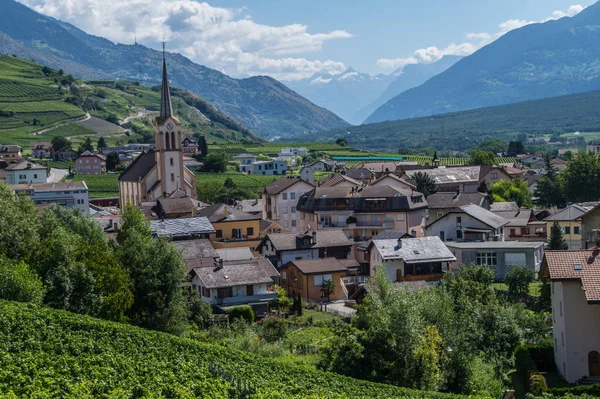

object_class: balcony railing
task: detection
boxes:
[342,275,370,285]
[214,293,278,306]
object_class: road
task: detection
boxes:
[47,168,69,183]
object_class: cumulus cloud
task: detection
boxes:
[16,0,352,80]
[376,4,586,71]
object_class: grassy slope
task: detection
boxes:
[0,55,260,149]
[0,300,483,399]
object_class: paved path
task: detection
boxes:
[47,168,68,183]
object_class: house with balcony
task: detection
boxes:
[427,191,489,223]
[540,250,600,384]
[197,204,262,249]
[235,153,257,173]
[252,160,287,176]
[257,229,352,268]
[262,176,314,233]
[30,142,52,159]
[10,181,89,213]
[368,236,456,283]
[190,257,279,315]
[577,203,600,250]
[446,241,544,279]
[280,257,351,302]
[426,203,508,242]
[297,184,428,241]
[0,145,22,159]
[4,160,47,184]
[75,151,107,175]
[544,203,600,250]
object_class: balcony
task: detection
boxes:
[214,293,278,306]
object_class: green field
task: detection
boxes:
[0,300,482,398]
[70,174,119,198]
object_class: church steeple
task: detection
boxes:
[158,43,174,123]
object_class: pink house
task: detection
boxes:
[76,151,107,175]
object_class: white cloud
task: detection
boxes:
[376,4,586,71]
[16,0,352,80]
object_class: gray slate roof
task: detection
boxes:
[175,239,218,260]
[344,168,373,180]
[373,236,456,264]
[236,199,263,214]
[543,203,600,222]
[151,217,215,238]
[264,230,351,251]
[405,166,480,184]
[196,203,260,222]
[216,247,254,261]
[427,192,488,209]
[358,230,409,251]
[492,208,534,227]
[0,145,22,153]
[193,257,278,289]
[490,202,520,212]
[5,160,45,171]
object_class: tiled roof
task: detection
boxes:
[370,173,416,189]
[318,173,360,187]
[78,150,107,160]
[0,145,22,153]
[288,258,348,275]
[151,217,215,238]
[427,203,508,229]
[157,197,205,215]
[193,259,277,289]
[543,203,600,222]
[5,160,46,171]
[356,162,399,173]
[196,203,260,222]
[263,176,312,195]
[427,192,488,209]
[264,229,351,251]
[373,236,456,264]
[405,166,480,184]
[118,151,157,182]
[339,259,360,269]
[543,250,600,303]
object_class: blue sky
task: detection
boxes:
[19,0,595,79]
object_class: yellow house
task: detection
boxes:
[197,203,262,249]
[544,203,599,250]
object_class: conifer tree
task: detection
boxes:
[548,220,568,250]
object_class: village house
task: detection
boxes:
[369,173,416,193]
[190,257,279,315]
[356,230,411,275]
[180,136,199,155]
[150,216,215,240]
[252,160,288,176]
[0,145,22,159]
[478,165,512,188]
[280,257,351,302]
[235,154,257,173]
[118,53,197,208]
[368,236,456,283]
[355,161,401,179]
[52,147,77,161]
[257,229,352,268]
[262,176,314,233]
[426,203,508,242]
[578,203,600,250]
[30,142,52,158]
[491,203,545,241]
[426,191,490,223]
[544,203,600,250]
[297,185,428,241]
[308,159,342,173]
[259,219,286,236]
[446,241,544,279]
[197,203,262,249]
[4,160,47,184]
[317,173,361,188]
[76,151,107,175]
[10,181,89,213]
[541,250,600,383]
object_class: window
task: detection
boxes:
[476,252,497,266]
[491,172,498,179]
[170,173,175,182]
[247,227,254,236]
[314,274,332,286]
[396,214,405,221]
[561,331,564,348]
[291,206,296,214]
[439,231,446,241]
[282,220,288,227]
[170,158,174,166]
[290,192,296,200]
[282,271,287,280]
[283,206,289,214]
[282,193,287,200]
[232,228,242,239]
[564,226,571,234]
[574,226,580,235]
[33,174,37,179]
[456,230,463,239]
[559,301,562,317]
[215,230,223,238]
[456,217,462,226]
[291,220,297,227]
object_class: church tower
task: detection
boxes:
[154,47,187,198]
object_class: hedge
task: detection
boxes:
[515,345,539,389]
[228,305,255,323]
[548,384,600,397]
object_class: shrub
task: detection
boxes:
[548,384,600,397]
[228,305,254,323]
[529,339,555,372]
[515,345,539,388]
[506,266,535,295]
[529,373,548,396]
[260,317,288,343]
[0,258,45,304]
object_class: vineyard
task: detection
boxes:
[0,300,492,398]
[197,172,280,192]
[70,174,120,198]
[207,142,353,157]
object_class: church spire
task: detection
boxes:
[158,43,174,123]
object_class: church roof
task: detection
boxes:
[118,151,156,182]
[157,49,175,125]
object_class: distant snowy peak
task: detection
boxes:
[311,76,333,85]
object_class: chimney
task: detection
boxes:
[312,231,317,244]
[397,238,402,249]
[214,258,224,272]
[223,206,229,217]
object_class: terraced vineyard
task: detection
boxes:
[207,142,351,157]
[0,300,490,398]
[197,172,280,192]
[70,174,120,198]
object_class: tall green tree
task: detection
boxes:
[548,220,569,250]
[0,257,45,304]
[562,151,600,202]
[507,141,525,157]
[535,154,566,208]
[97,137,107,150]
[198,135,208,159]
[0,183,40,262]
[51,136,71,152]
[490,176,533,207]
[413,172,438,197]
[200,153,227,172]
[468,150,496,166]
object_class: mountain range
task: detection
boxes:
[286,56,460,125]
[0,0,349,139]
[365,2,600,124]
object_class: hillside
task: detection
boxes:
[365,2,600,124]
[0,0,349,139]
[0,55,260,149]
[0,300,479,398]
[299,89,600,151]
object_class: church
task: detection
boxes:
[118,52,197,208]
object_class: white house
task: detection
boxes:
[368,236,456,282]
[252,160,288,176]
[541,250,600,383]
[10,181,89,213]
[4,160,47,184]
[235,153,257,173]
[262,176,314,232]
[426,204,508,242]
